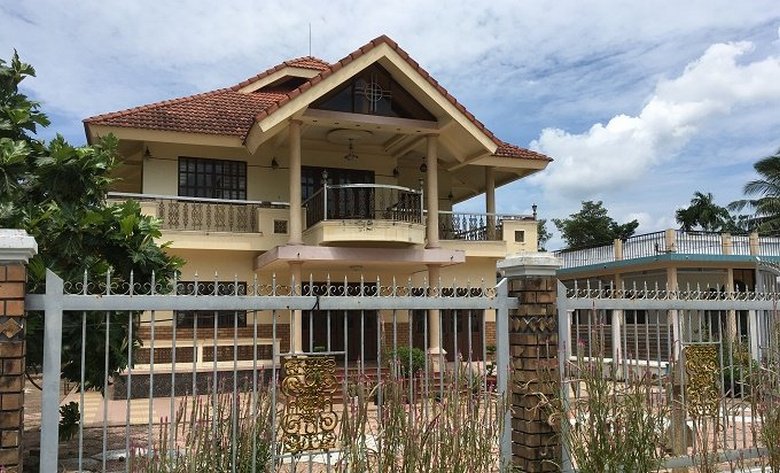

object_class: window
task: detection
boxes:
[178,157,247,200]
[312,64,436,121]
[175,281,247,328]
[514,230,525,243]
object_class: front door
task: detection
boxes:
[412,310,484,361]
[302,311,379,362]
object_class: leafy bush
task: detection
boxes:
[58,401,80,441]
[390,346,426,377]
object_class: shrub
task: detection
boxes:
[390,346,426,377]
[58,401,80,441]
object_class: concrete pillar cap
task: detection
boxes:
[498,252,561,278]
[0,229,38,263]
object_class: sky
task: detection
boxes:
[2,1,780,249]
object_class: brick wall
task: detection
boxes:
[508,276,560,472]
[0,264,26,471]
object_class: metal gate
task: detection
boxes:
[26,269,514,472]
[558,280,779,471]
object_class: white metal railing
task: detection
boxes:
[27,269,514,472]
[108,192,288,233]
[556,230,780,269]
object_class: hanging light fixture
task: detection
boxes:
[344,138,358,161]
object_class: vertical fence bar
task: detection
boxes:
[40,269,64,472]
[557,281,573,473]
[496,278,511,470]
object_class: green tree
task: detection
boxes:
[729,147,780,234]
[537,218,552,251]
[0,52,181,390]
[553,201,639,250]
[675,191,732,232]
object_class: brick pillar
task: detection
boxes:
[0,230,37,472]
[499,254,562,473]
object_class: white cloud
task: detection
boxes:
[530,41,780,198]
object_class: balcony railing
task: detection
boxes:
[437,211,534,242]
[303,184,423,228]
[554,229,780,269]
[107,192,288,233]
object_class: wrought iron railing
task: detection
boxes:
[107,192,288,233]
[437,211,499,241]
[303,184,423,228]
[622,231,667,258]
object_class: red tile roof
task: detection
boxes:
[84,36,550,161]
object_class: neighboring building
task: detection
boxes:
[555,229,780,364]
[84,35,551,371]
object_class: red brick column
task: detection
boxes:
[0,230,37,472]
[499,254,562,473]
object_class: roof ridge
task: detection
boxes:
[230,55,331,92]
[84,87,231,123]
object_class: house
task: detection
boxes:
[84,35,551,373]
[555,229,780,365]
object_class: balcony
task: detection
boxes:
[107,192,291,251]
[302,184,425,246]
[438,211,538,256]
[553,229,780,269]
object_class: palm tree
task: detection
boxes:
[729,148,780,235]
[676,191,731,232]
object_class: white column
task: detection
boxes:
[611,275,624,378]
[667,267,681,362]
[748,309,760,361]
[288,120,303,245]
[426,135,440,248]
[427,264,445,365]
[485,166,496,240]
[726,268,737,343]
[290,261,303,353]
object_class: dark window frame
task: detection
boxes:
[178,156,247,200]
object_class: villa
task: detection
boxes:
[83,35,551,373]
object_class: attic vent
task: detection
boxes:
[257,76,309,93]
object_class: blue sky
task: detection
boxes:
[3,1,780,248]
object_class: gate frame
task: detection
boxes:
[26,269,517,472]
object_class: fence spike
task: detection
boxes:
[253,273,258,296]
[194,271,199,296]
[213,271,219,295]
[360,273,365,297]
[129,270,134,296]
[376,275,381,297]
[271,273,277,296]
[392,275,397,297]
[309,273,314,296]
[172,270,178,296]
[234,273,239,296]
[82,269,88,296]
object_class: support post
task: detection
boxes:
[485,166,496,240]
[288,119,303,245]
[498,254,562,472]
[289,262,303,353]
[425,135,440,249]
[0,230,36,472]
[426,264,445,369]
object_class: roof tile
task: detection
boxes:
[84,35,551,162]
